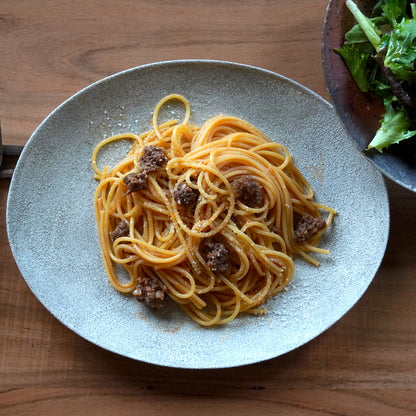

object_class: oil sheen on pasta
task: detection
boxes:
[91,94,335,326]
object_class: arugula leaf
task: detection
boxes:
[380,0,408,23]
[344,16,388,50]
[335,45,373,91]
[346,0,383,50]
[368,96,416,151]
[384,18,416,82]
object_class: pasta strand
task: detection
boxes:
[92,94,335,326]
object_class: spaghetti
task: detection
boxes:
[92,94,335,326]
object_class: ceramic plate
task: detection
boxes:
[7,60,389,369]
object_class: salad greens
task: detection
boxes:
[335,0,416,151]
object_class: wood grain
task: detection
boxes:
[1,0,415,415]
[0,0,328,145]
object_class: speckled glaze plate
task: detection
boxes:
[7,60,389,369]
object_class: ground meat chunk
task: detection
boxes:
[132,276,166,309]
[139,145,168,174]
[232,175,264,208]
[110,220,129,241]
[271,225,281,235]
[123,172,148,192]
[294,214,326,245]
[123,146,167,193]
[202,239,231,274]
[173,181,199,206]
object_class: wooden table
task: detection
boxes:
[1,1,415,414]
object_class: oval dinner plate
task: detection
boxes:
[7,60,389,369]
